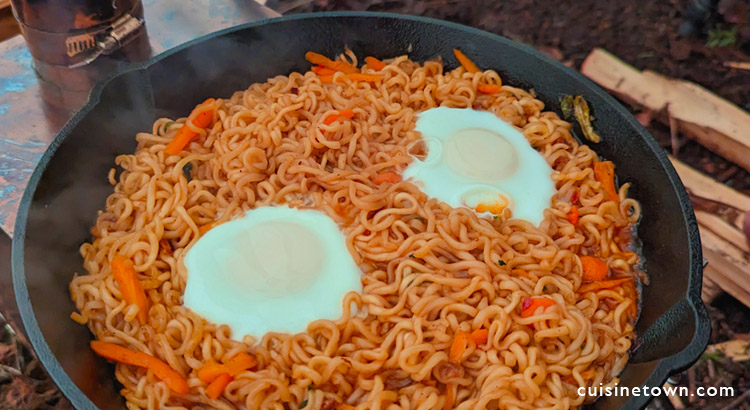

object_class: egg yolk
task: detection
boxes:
[443,128,519,180]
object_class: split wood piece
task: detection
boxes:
[668,156,750,307]
[581,48,750,171]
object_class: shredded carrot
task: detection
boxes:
[453,48,480,73]
[198,352,256,383]
[577,278,634,294]
[580,256,608,282]
[110,254,149,324]
[449,330,469,363]
[312,65,337,76]
[225,352,256,376]
[323,109,355,125]
[340,405,357,410]
[164,99,215,155]
[594,161,618,202]
[305,51,359,74]
[199,222,217,236]
[567,206,579,226]
[521,297,555,318]
[198,360,227,383]
[205,372,233,399]
[469,328,489,345]
[373,171,401,185]
[365,56,386,70]
[443,383,455,410]
[90,341,189,394]
[477,83,501,94]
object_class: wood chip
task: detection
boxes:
[724,61,750,70]
[706,339,750,362]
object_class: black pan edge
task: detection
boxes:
[12,11,708,410]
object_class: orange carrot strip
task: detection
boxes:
[199,352,256,384]
[373,171,401,185]
[110,254,150,324]
[469,328,489,345]
[319,74,336,83]
[580,256,608,282]
[449,330,469,363]
[453,48,480,73]
[338,109,355,119]
[341,405,357,410]
[305,51,359,74]
[594,161,618,202]
[477,83,501,94]
[205,372,233,399]
[225,352,256,376]
[521,297,555,318]
[90,341,189,394]
[164,98,216,155]
[323,113,340,125]
[578,278,634,294]
[199,222,217,236]
[312,65,337,76]
[567,206,579,226]
[323,109,355,125]
[443,383,455,410]
[198,360,227,383]
[365,56,386,70]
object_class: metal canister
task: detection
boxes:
[10,0,149,109]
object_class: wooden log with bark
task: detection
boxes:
[671,156,750,307]
[581,48,750,172]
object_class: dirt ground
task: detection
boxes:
[2,0,750,408]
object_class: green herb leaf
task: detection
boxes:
[497,259,506,266]
[300,399,308,409]
[702,351,725,362]
[307,384,314,391]
[416,216,426,223]
[581,343,586,350]
[543,286,548,292]
[560,95,574,119]
[182,162,193,182]
[409,254,415,259]
[707,28,737,48]
[573,96,601,143]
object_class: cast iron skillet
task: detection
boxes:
[12,11,709,410]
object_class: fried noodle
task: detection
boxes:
[70,51,643,410]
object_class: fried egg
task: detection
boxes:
[183,206,361,341]
[403,107,555,225]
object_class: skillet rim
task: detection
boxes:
[11,10,709,410]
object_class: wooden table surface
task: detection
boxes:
[0,0,278,237]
